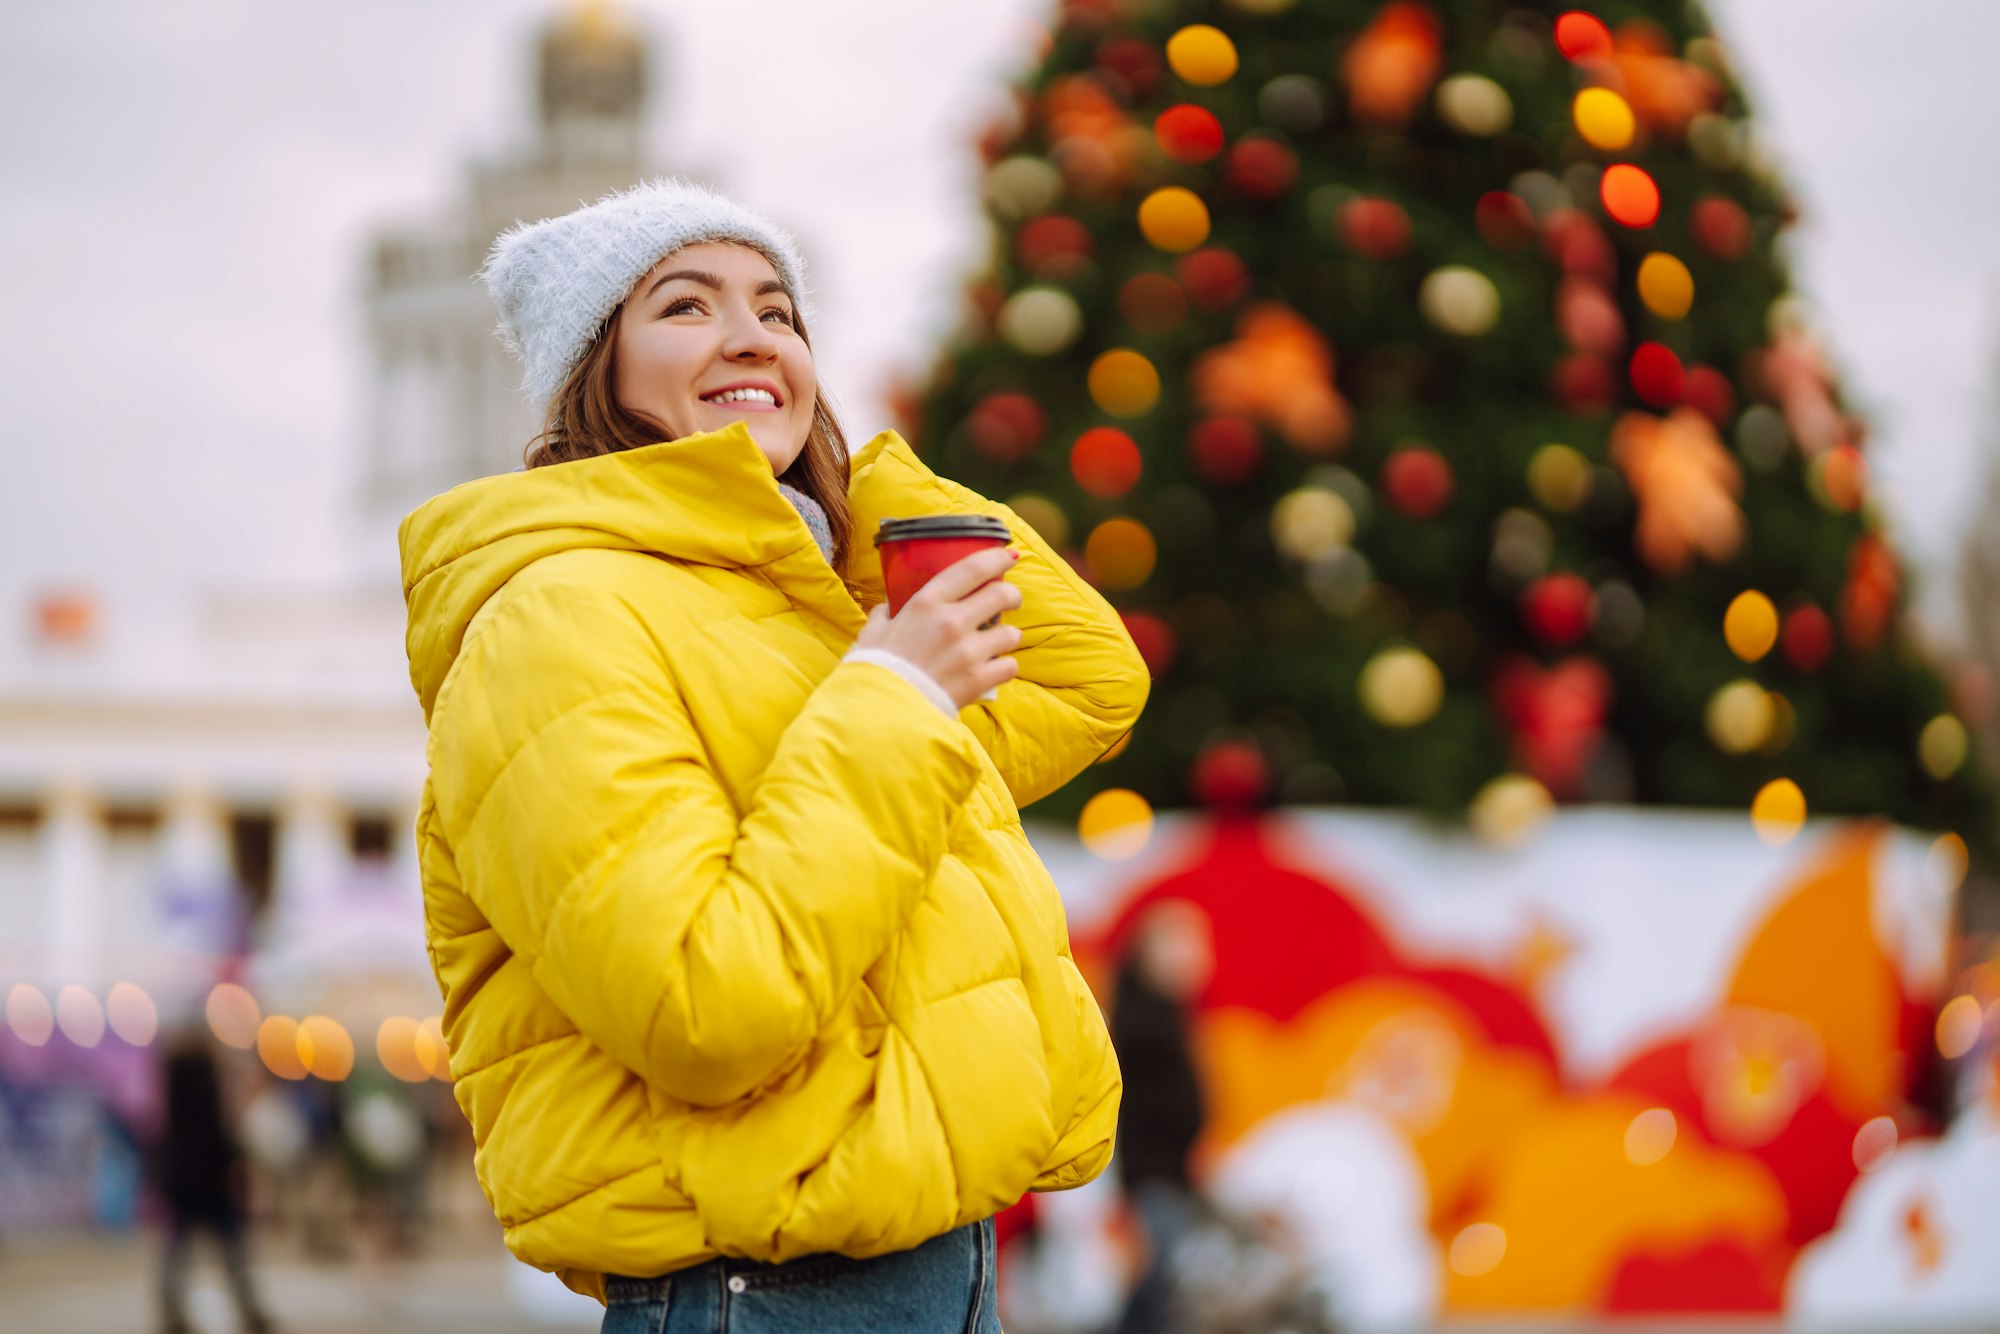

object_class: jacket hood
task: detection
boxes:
[400,420,854,719]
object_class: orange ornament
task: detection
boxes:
[1342,2,1443,127]
[1601,164,1661,227]
[1610,408,1744,574]
[1191,303,1352,454]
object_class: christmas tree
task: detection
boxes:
[908,0,1987,840]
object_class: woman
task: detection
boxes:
[399,179,1148,1331]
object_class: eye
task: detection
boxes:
[762,307,796,327]
[661,296,705,317]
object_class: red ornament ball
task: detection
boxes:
[1191,739,1271,809]
[1224,137,1299,202]
[1070,426,1144,497]
[1691,195,1752,259]
[1556,279,1624,356]
[1175,247,1251,309]
[1782,603,1835,673]
[1096,37,1164,101]
[1154,103,1225,163]
[1189,417,1263,484]
[1552,354,1619,415]
[1629,342,1686,407]
[1542,209,1618,284]
[1338,197,1412,260]
[967,392,1047,463]
[1015,214,1093,278]
[1120,611,1178,677]
[1381,446,1455,519]
[1554,11,1615,61]
[1521,573,1595,646]
[1682,365,1736,427]
[1476,191,1537,250]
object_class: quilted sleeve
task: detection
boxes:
[845,434,1151,809]
[425,578,984,1108]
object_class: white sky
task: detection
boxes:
[2,0,1995,675]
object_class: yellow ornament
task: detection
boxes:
[1271,487,1356,562]
[1706,679,1774,754]
[1166,24,1238,86]
[1358,645,1444,728]
[1573,87,1636,151]
[1079,788,1155,859]
[1088,348,1162,416]
[1138,186,1211,252]
[1527,444,1593,512]
[1006,493,1069,548]
[1919,715,1969,779]
[1470,773,1553,847]
[1723,591,1779,662]
[1750,778,1806,845]
[1637,252,1695,319]
[982,155,1063,221]
[1085,517,1157,591]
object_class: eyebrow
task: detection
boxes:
[644,269,791,302]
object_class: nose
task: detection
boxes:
[719,305,780,362]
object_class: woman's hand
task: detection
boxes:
[854,547,1024,710]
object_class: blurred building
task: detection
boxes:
[0,2,664,1225]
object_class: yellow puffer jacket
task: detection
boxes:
[400,422,1146,1298]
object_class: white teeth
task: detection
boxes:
[704,387,777,405]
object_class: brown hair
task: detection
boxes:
[524,304,855,567]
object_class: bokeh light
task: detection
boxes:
[1936,995,1985,1061]
[7,983,54,1047]
[1271,486,1356,561]
[1527,444,1592,512]
[258,1015,308,1080]
[1165,24,1238,86]
[1470,774,1553,846]
[1449,1221,1507,1277]
[1706,680,1775,754]
[1724,591,1779,662]
[1079,788,1156,860]
[1154,104,1224,162]
[1070,428,1143,497]
[1573,87,1635,150]
[207,982,262,1049]
[1554,11,1614,61]
[416,1017,451,1081]
[297,1015,356,1081]
[997,286,1083,356]
[377,1016,431,1083]
[1434,74,1512,136]
[1928,832,1970,892]
[1919,715,1969,779]
[1419,265,1501,336]
[1358,646,1444,728]
[1006,493,1069,548]
[56,985,105,1048]
[105,981,158,1046]
[1637,252,1694,318]
[1117,272,1187,333]
[1851,1116,1898,1173]
[1087,349,1161,417]
[1601,164,1661,227]
[1751,779,1807,845]
[1084,518,1157,591]
[1624,1107,1678,1165]
[1138,186,1211,253]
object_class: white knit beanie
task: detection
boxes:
[479,177,812,415]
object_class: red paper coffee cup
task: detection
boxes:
[875,515,1014,616]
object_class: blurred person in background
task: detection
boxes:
[398,179,1149,1332]
[154,1030,274,1334]
[1111,901,1213,1334]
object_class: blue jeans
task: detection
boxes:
[601,1218,999,1334]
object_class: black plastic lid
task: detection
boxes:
[874,515,1013,546]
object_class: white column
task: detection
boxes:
[272,788,348,951]
[155,785,237,982]
[43,782,106,986]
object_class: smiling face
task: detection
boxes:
[611,242,815,474]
